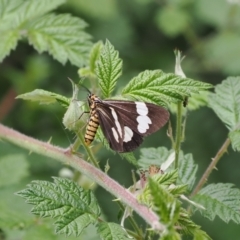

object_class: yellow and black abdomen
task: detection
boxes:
[84,111,99,145]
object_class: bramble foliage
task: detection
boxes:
[1,1,240,239]
[193,183,240,224]
[122,70,212,106]
[0,0,91,66]
[208,77,240,151]
[15,39,240,239]
[96,40,122,98]
[17,177,132,239]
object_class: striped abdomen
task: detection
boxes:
[84,111,99,145]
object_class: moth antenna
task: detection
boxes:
[78,83,91,94]
[67,77,91,94]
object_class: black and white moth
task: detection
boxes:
[84,93,170,153]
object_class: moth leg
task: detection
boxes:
[77,111,90,131]
[78,111,90,120]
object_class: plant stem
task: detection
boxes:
[174,102,183,169]
[190,137,231,197]
[0,123,165,232]
[167,120,175,149]
[118,201,143,238]
[181,110,187,142]
[76,132,100,168]
[71,135,82,152]
[126,229,143,240]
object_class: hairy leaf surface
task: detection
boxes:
[96,40,122,98]
[122,70,212,106]
[17,177,101,236]
[193,183,240,224]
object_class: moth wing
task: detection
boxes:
[96,106,124,152]
[103,100,169,136]
[96,105,143,152]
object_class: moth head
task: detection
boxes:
[87,93,94,106]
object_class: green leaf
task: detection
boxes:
[79,41,103,78]
[90,41,104,73]
[229,130,240,151]
[169,91,210,115]
[138,170,179,206]
[122,70,212,106]
[187,91,210,110]
[178,153,198,191]
[0,0,66,27]
[193,229,212,240]
[0,154,29,187]
[0,0,66,29]
[120,152,138,166]
[152,170,178,186]
[97,222,131,240]
[62,81,85,131]
[148,178,180,224]
[192,183,240,224]
[55,214,95,236]
[149,170,187,197]
[138,147,172,168]
[17,177,101,237]
[96,40,122,98]
[168,184,188,197]
[0,0,22,26]
[16,89,70,107]
[177,208,211,239]
[0,0,67,62]
[27,13,92,67]
[208,77,240,131]
[0,31,20,62]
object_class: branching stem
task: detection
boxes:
[0,123,165,232]
[190,137,231,197]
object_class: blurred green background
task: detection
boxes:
[1,0,240,239]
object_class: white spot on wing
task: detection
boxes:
[135,102,152,133]
[123,126,133,142]
[136,102,149,115]
[137,116,152,133]
[112,127,119,142]
[110,107,122,137]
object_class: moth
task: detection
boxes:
[84,92,170,153]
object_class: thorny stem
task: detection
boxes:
[0,124,156,236]
[190,137,231,197]
[174,102,183,169]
